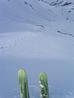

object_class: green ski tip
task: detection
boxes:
[18,68,27,84]
[18,68,29,98]
[39,72,48,82]
[39,72,49,98]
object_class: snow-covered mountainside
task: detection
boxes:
[0,1,74,98]
[0,0,74,59]
[0,0,74,32]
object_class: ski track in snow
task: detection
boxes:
[0,31,74,60]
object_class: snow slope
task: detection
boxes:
[0,0,74,59]
[0,1,74,98]
[0,0,74,32]
[0,0,74,83]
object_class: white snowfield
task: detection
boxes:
[0,1,74,98]
[0,31,74,60]
[0,0,74,60]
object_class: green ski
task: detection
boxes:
[39,72,49,98]
[18,68,29,98]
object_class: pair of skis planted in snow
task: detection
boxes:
[18,68,49,98]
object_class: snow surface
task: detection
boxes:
[0,0,74,98]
